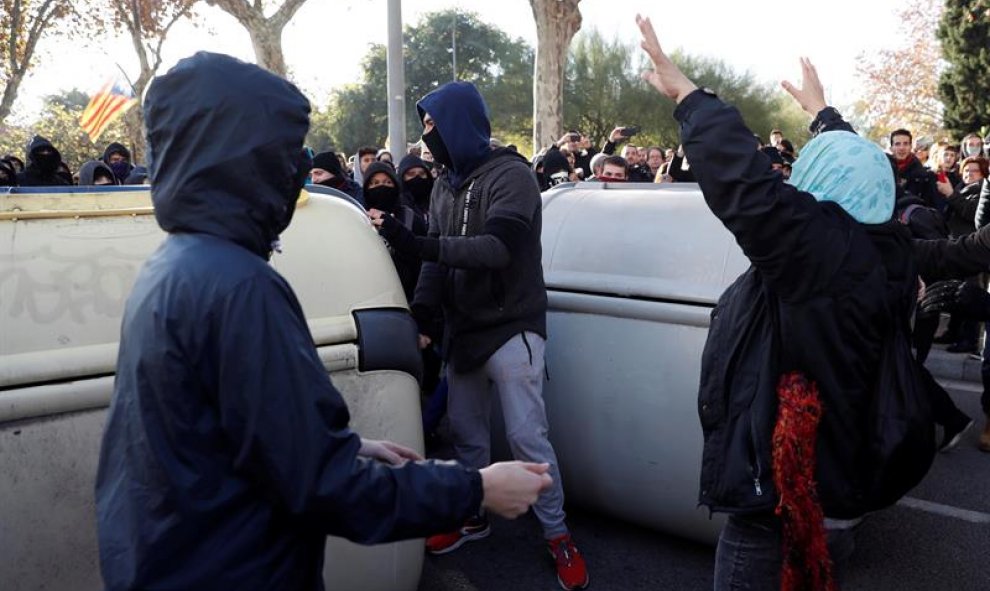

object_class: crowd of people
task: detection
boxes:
[6,13,988,591]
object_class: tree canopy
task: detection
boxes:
[314,14,808,158]
[937,0,990,139]
[563,31,808,151]
[310,10,533,155]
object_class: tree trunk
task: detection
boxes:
[0,70,26,127]
[206,0,308,79]
[530,0,581,154]
[247,20,288,77]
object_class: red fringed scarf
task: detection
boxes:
[773,372,837,591]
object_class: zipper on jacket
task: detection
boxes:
[750,413,764,497]
[459,180,477,236]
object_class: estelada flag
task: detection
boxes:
[80,79,138,143]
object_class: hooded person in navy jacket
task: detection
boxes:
[369,81,590,591]
[95,53,551,591]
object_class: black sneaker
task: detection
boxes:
[940,419,974,453]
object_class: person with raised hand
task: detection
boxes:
[636,14,933,591]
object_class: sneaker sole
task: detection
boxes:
[556,573,590,591]
[426,527,491,555]
[940,420,975,453]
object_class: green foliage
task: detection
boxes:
[309,10,533,155]
[937,0,990,139]
[563,32,808,150]
[0,88,129,173]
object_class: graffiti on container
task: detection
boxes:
[0,245,145,324]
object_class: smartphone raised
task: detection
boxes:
[620,126,640,138]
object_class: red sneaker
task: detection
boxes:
[425,516,491,555]
[547,533,589,590]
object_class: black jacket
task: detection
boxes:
[678,92,919,519]
[891,154,938,208]
[944,179,984,238]
[412,82,547,372]
[667,151,696,182]
[363,161,428,303]
[976,178,990,230]
[895,192,948,240]
[95,53,481,591]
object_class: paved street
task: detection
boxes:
[419,380,990,591]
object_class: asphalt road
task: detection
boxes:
[418,380,990,591]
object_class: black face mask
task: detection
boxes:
[277,149,311,236]
[365,185,401,213]
[33,150,60,175]
[405,175,433,205]
[422,127,453,169]
[316,176,345,189]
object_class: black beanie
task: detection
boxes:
[312,151,344,177]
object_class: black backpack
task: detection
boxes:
[863,287,937,512]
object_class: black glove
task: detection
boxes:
[377,214,440,262]
[919,280,990,320]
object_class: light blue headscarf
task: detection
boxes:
[788,131,895,224]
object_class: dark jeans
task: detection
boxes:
[714,514,856,591]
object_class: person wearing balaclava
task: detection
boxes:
[310,149,362,203]
[362,160,426,303]
[396,153,434,225]
[636,16,951,590]
[16,136,70,186]
[95,52,549,591]
[102,142,134,185]
[367,80,591,591]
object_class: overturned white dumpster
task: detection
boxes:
[540,182,750,545]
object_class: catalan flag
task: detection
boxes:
[80,79,138,143]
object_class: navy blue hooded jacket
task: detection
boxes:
[417,81,491,189]
[95,52,482,591]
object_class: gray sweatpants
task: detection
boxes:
[446,332,568,539]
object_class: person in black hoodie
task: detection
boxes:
[363,160,426,303]
[102,142,134,184]
[16,136,70,186]
[94,52,551,591]
[311,149,363,203]
[369,80,590,591]
[397,153,434,225]
[77,160,118,186]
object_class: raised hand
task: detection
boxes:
[636,14,697,103]
[781,58,828,117]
